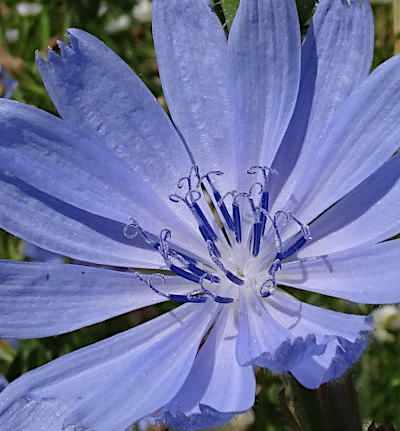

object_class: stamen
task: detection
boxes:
[260,278,276,298]
[125,164,312,305]
[200,171,235,231]
[247,166,277,235]
[146,273,231,304]
[275,210,312,240]
[232,202,242,243]
[170,189,218,243]
[252,222,263,257]
[157,228,220,283]
[199,275,234,304]
[280,236,307,261]
[124,217,156,247]
[207,241,244,286]
[147,274,206,303]
[177,164,200,191]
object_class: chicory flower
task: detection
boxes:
[0,0,399,430]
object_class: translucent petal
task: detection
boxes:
[228,0,300,186]
[279,240,400,304]
[0,172,164,268]
[36,29,194,222]
[265,292,371,389]
[299,152,400,257]
[236,288,324,371]
[159,306,255,430]
[152,0,234,189]
[0,303,218,431]
[0,260,195,338]
[271,0,374,206]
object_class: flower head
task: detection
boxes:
[0,0,400,430]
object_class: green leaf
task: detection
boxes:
[219,0,239,29]
[295,0,315,28]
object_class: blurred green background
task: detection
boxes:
[1,1,399,430]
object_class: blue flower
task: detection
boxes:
[0,0,399,430]
[0,65,18,99]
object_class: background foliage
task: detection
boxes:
[1,1,399,430]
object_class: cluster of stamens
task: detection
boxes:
[124,165,311,305]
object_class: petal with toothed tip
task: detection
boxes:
[0,98,207,257]
[152,0,235,190]
[158,306,255,431]
[270,0,374,206]
[36,29,199,235]
[0,302,219,431]
[228,0,301,188]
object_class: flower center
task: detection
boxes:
[124,165,311,304]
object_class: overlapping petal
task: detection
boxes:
[265,292,371,389]
[236,287,324,371]
[271,0,374,205]
[159,307,255,430]
[0,376,7,393]
[0,260,196,338]
[36,29,194,213]
[0,303,218,431]
[299,152,400,257]
[152,0,234,187]
[228,0,300,185]
[290,335,369,389]
[0,99,205,253]
[0,0,399,428]
[0,172,164,268]
[274,52,400,233]
[279,240,400,304]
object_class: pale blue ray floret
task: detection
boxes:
[0,0,400,430]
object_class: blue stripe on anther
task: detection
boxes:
[260,191,269,235]
[192,202,218,241]
[233,203,242,243]
[213,190,235,231]
[280,236,307,260]
[252,222,263,257]
[168,294,207,303]
[169,265,200,283]
[225,271,244,285]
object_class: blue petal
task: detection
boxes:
[0,65,18,99]
[160,405,235,431]
[159,306,255,430]
[279,240,400,304]
[0,303,218,431]
[36,29,195,225]
[0,375,7,393]
[152,0,235,188]
[236,288,324,371]
[0,171,164,268]
[0,260,196,338]
[290,336,368,389]
[271,0,374,206]
[274,52,400,237]
[228,0,301,185]
[299,152,400,257]
[0,99,204,253]
[23,242,64,263]
[265,292,371,389]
